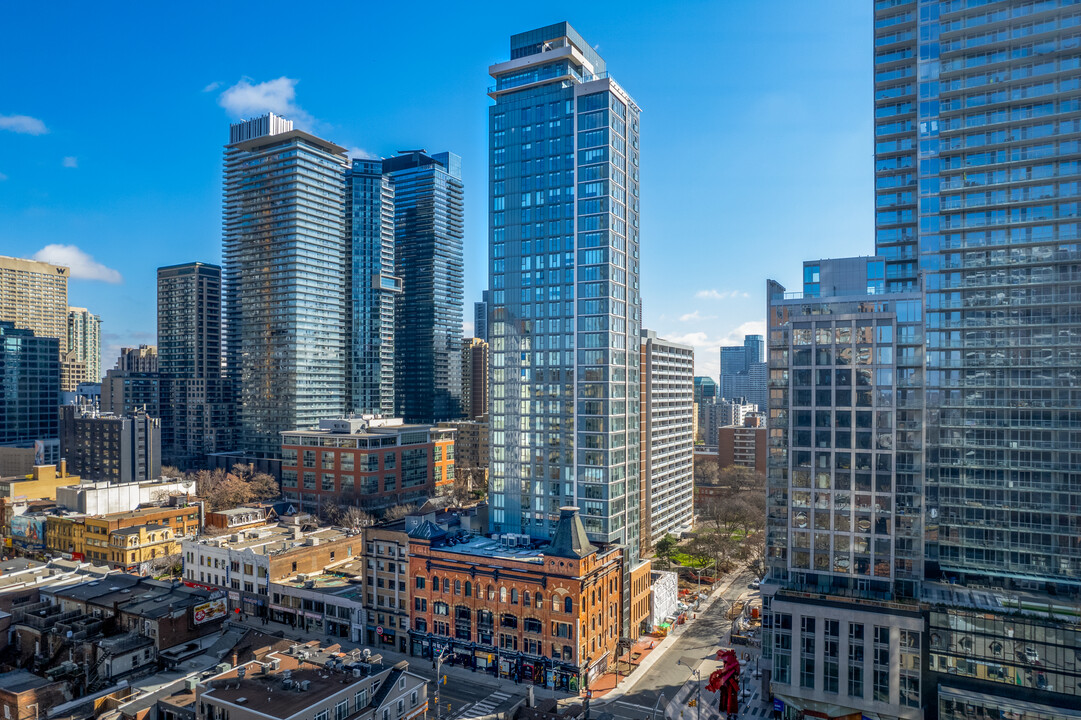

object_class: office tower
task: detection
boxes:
[383,150,465,423]
[0,322,60,464]
[460,337,489,420]
[474,290,490,341]
[719,333,767,408]
[487,23,644,575]
[66,306,101,385]
[59,405,161,482]
[222,113,349,457]
[157,262,235,467]
[59,349,87,393]
[764,257,925,719]
[0,256,69,353]
[693,376,717,405]
[345,159,400,417]
[640,330,694,554]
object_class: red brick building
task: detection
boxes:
[407,507,633,693]
[280,417,454,513]
[717,424,766,475]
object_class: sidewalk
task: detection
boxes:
[594,568,750,705]
[225,615,571,702]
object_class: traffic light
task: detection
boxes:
[688,700,697,707]
[442,675,447,685]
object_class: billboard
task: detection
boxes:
[10,515,45,546]
[193,598,227,625]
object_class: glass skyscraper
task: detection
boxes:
[384,150,465,424]
[875,0,1081,589]
[346,158,400,417]
[0,322,60,464]
[222,113,348,457]
[487,22,643,569]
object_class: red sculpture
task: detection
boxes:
[706,649,741,715]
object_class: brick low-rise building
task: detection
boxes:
[717,423,766,475]
[407,507,629,693]
[281,417,454,513]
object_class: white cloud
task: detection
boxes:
[679,310,716,322]
[654,319,767,381]
[203,81,221,93]
[0,114,48,135]
[463,320,475,338]
[346,146,380,161]
[695,289,748,300]
[62,156,78,168]
[31,244,123,283]
[218,77,314,127]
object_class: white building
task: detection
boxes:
[641,330,695,547]
[55,479,191,515]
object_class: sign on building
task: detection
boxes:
[193,598,227,625]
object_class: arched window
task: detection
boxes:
[454,579,461,595]
[511,588,519,604]
[415,576,426,590]
[465,581,472,597]
[523,591,531,607]
[500,586,507,603]
[535,592,543,608]
[563,645,573,660]
[432,575,439,591]
[552,595,560,612]
[443,577,450,593]
[564,596,573,614]
[487,585,495,600]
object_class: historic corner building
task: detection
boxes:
[406,506,650,692]
[485,22,650,638]
[762,3,1081,720]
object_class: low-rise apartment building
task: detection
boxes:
[717,422,766,475]
[280,417,454,513]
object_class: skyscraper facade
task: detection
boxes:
[222,113,349,457]
[764,258,925,720]
[487,23,644,571]
[67,306,101,384]
[474,290,490,341]
[640,330,694,552]
[720,333,767,408]
[0,255,69,355]
[0,322,60,464]
[157,262,234,467]
[346,158,400,417]
[384,150,465,424]
[871,3,1081,717]
[460,337,489,420]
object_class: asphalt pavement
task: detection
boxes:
[604,569,765,720]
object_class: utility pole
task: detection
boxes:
[434,646,448,720]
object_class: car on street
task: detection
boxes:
[748,580,761,590]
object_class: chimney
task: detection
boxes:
[59,459,67,477]
[233,652,238,668]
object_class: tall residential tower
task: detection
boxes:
[487,22,644,559]
[385,150,465,424]
[222,113,349,457]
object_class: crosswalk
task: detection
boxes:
[450,691,513,720]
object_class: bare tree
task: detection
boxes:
[382,503,417,522]
[341,506,376,531]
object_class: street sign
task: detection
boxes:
[377,626,383,635]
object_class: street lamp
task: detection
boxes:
[651,693,667,720]
[433,646,448,720]
[676,659,701,720]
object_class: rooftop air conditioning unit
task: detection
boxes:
[300,680,311,691]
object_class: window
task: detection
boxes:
[356,690,369,711]
[500,586,507,603]
[336,701,349,720]
[415,576,425,590]
[411,691,418,708]
[454,579,461,595]
[564,596,573,613]
[464,581,471,597]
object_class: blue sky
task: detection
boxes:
[0,1,873,380]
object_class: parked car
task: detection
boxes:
[748,580,761,590]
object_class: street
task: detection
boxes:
[605,569,765,720]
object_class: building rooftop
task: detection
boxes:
[111,523,168,536]
[276,572,365,603]
[431,534,546,564]
[0,669,56,693]
[184,522,353,556]
[213,507,265,517]
[200,649,392,720]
